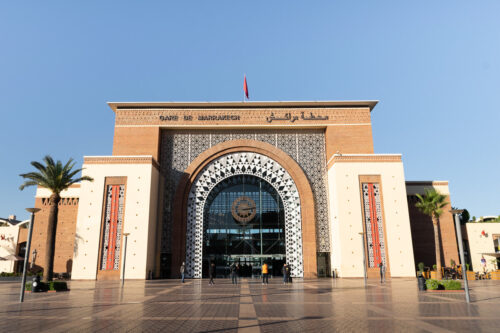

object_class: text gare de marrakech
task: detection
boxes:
[159,115,241,121]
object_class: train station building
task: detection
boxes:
[27,101,459,280]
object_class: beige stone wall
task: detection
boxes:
[327,155,416,278]
[71,157,159,280]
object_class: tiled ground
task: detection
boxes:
[0,277,499,332]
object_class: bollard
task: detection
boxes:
[417,273,426,291]
[32,275,41,293]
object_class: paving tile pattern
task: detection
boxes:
[0,278,499,332]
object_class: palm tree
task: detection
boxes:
[19,156,93,281]
[415,188,449,280]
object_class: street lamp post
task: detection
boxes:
[450,209,470,303]
[122,233,130,287]
[20,207,40,303]
[359,232,367,287]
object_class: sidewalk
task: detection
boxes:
[1,278,500,332]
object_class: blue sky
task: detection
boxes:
[1,1,499,220]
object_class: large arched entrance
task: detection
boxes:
[202,174,286,277]
[185,151,304,278]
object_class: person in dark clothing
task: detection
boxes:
[282,263,288,284]
[230,262,238,284]
[286,264,292,283]
[209,262,216,285]
[180,262,185,283]
[379,262,386,283]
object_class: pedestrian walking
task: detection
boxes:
[209,262,216,285]
[262,262,269,285]
[286,264,292,284]
[180,262,185,283]
[230,262,238,284]
[282,263,288,284]
[481,256,487,274]
[379,262,386,283]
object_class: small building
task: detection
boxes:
[465,221,500,273]
[0,215,29,273]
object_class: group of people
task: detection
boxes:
[179,261,293,285]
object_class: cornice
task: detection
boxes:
[405,181,449,186]
[328,154,402,169]
[84,156,159,170]
[108,100,379,112]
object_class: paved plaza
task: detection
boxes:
[0,278,500,332]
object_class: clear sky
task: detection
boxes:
[1,1,499,220]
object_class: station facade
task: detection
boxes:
[28,101,459,280]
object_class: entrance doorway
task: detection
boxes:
[202,175,286,277]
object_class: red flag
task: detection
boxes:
[243,75,249,99]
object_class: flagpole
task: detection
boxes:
[243,74,245,103]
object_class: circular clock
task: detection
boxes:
[231,196,257,225]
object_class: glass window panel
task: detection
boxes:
[202,175,286,277]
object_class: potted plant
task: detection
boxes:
[417,262,425,277]
[489,259,500,280]
[431,264,438,279]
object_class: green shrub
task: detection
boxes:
[48,281,68,291]
[432,264,437,271]
[426,279,440,290]
[441,280,462,290]
[0,272,42,277]
[425,279,462,291]
[418,262,425,272]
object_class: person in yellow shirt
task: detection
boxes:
[262,262,269,285]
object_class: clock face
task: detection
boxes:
[231,196,257,225]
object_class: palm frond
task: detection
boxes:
[414,188,449,219]
[30,161,46,173]
[19,155,92,194]
[62,158,75,172]
[19,180,41,190]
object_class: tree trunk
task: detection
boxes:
[43,193,60,282]
[433,216,443,280]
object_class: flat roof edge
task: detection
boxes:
[405,181,449,185]
[107,100,379,112]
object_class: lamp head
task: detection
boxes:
[25,208,41,214]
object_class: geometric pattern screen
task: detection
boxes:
[159,129,330,260]
[100,185,125,271]
[186,152,303,278]
[362,183,386,268]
